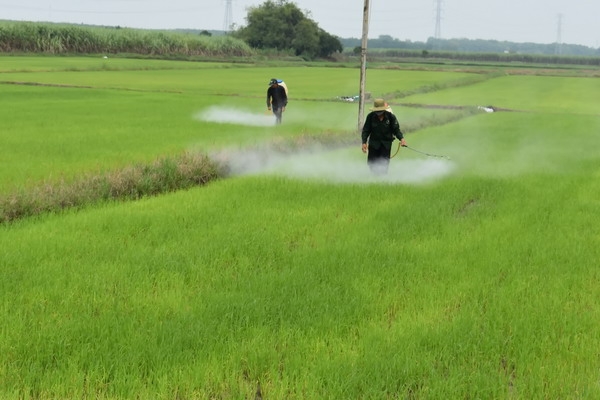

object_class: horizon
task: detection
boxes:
[2,1,599,49]
[1,18,597,51]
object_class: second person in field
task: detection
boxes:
[266,78,288,125]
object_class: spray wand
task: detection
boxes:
[391,142,451,160]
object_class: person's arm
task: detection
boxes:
[399,135,407,147]
[391,115,407,146]
[361,115,370,153]
[266,88,272,109]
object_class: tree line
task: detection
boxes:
[341,35,600,58]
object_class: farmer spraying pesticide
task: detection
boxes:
[361,98,406,175]
[266,78,288,125]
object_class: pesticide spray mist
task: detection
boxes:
[196,106,455,184]
[195,106,275,127]
[211,145,455,185]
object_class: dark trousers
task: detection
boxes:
[367,144,391,175]
[272,107,283,124]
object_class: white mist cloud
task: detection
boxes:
[199,106,456,184]
[195,106,275,127]
[212,147,456,185]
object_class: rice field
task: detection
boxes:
[0,55,599,399]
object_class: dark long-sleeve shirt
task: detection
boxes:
[361,111,403,149]
[267,85,288,109]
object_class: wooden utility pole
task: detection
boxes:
[357,0,370,132]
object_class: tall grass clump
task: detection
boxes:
[0,152,223,223]
[0,22,254,57]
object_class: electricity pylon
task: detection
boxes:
[223,0,233,32]
[434,0,443,39]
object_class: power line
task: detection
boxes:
[0,3,207,15]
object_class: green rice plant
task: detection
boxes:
[0,61,475,192]
[0,56,599,398]
[383,70,504,100]
[0,60,475,99]
[0,54,246,73]
[1,166,599,398]
[404,74,600,115]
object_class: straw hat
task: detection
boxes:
[370,98,388,111]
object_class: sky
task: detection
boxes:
[2,0,599,48]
